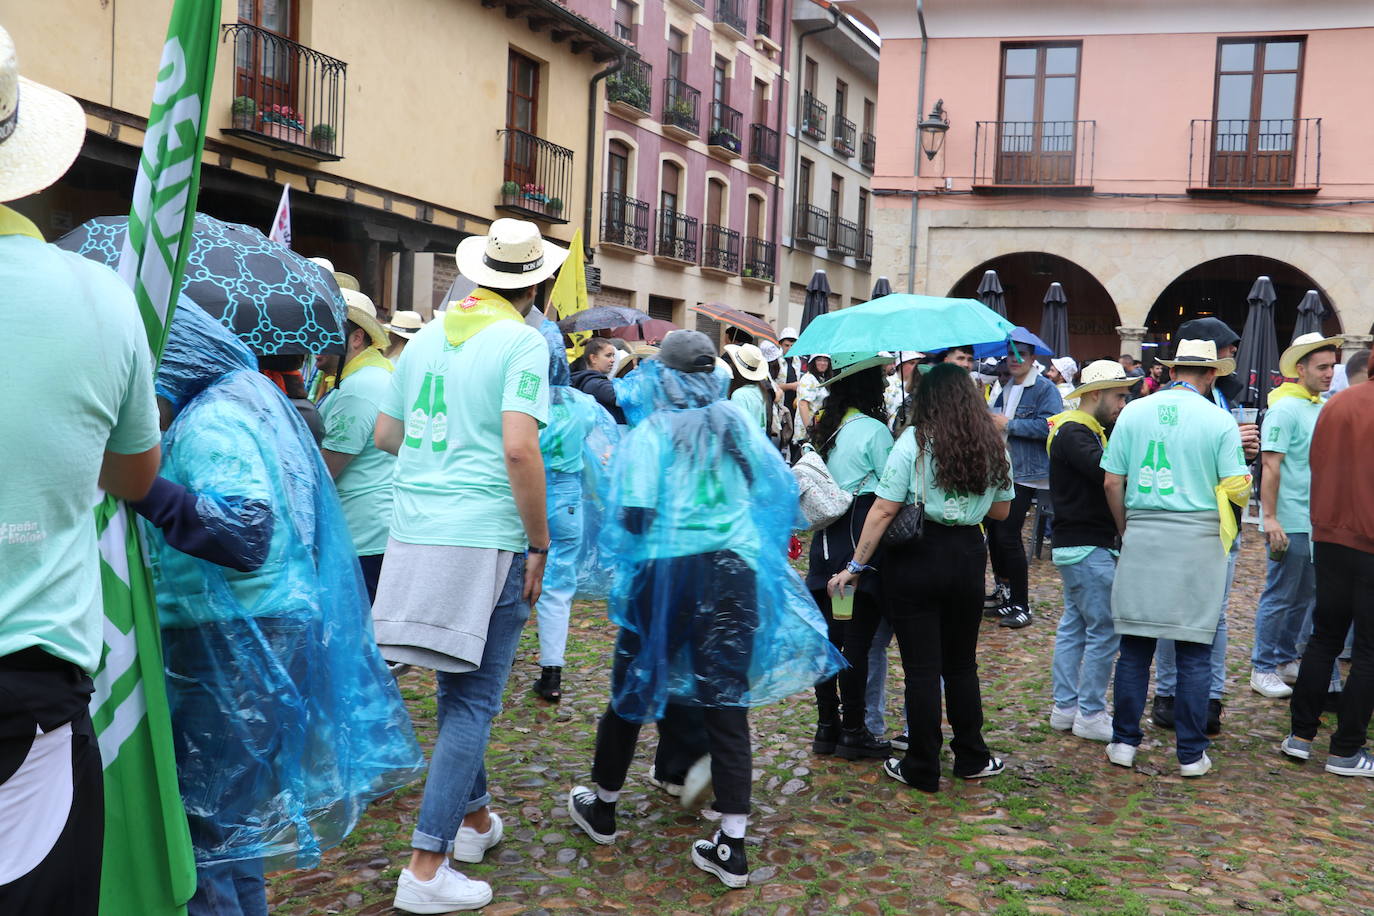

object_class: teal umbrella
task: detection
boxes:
[788,294,1015,358]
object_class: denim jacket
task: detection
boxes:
[991,374,1063,483]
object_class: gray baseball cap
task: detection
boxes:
[656,329,717,373]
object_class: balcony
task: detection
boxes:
[743,237,775,283]
[714,0,748,40]
[1187,118,1321,194]
[973,120,1095,192]
[662,78,701,142]
[606,59,652,122]
[667,0,705,11]
[655,209,699,264]
[860,131,876,169]
[748,123,780,174]
[707,101,743,159]
[701,225,742,275]
[613,21,635,43]
[795,203,828,246]
[756,1,773,39]
[601,191,651,252]
[831,216,860,256]
[497,129,574,224]
[833,114,856,157]
[800,91,827,141]
[859,229,873,263]
[222,23,347,161]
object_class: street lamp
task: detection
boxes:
[918,99,949,161]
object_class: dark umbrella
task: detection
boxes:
[557,304,651,334]
[1292,289,1326,341]
[688,302,780,344]
[870,276,893,299]
[1234,275,1282,405]
[976,269,1007,318]
[800,269,831,333]
[609,318,677,344]
[56,214,346,355]
[1039,281,1071,358]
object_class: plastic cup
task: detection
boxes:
[1231,407,1259,424]
[831,584,855,621]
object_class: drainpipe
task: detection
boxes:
[585,52,629,258]
[906,0,928,293]
[785,3,841,311]
[766,0,793,307]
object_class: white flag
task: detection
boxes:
[268,183,292,247]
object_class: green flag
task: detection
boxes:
[92,2,222,914]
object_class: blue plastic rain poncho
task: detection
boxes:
[600,358,844,722]
[146,301,424,870]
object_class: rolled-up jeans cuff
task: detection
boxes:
[466,791,492,815]
[409,829,452,855]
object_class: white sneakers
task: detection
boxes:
[1250,670,1293,698]
[452,811,503,864]
[1049,706,1076,731]
[680,754,713,810]
[1277,661,1301,684]
[394,863,492,914]
[1072,711,1113,743]
[1180,753,1212,778]
[1106,743,1137,768]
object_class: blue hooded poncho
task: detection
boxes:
[600,358,844,722]
[146,301,424,869]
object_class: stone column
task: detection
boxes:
[1341,334,1373,363]
[1116,326,1148,360]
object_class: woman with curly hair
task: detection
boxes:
[829,363,1015,792]
[803,357,895,760]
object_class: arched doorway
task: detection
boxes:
[1144,256,1341,349]
[947,252,1121,360]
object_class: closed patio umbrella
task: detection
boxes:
[870,276,892,299]
[976,269,1007,318]
[1292,289,1326,341]
[1234,275,1281,405]
[1039,281,1071,358]
[800,269,830,333]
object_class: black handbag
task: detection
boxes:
[881,443,928,546]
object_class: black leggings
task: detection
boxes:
[811,588,884,731]
[986,483,1035,607]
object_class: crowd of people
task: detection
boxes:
[5,42,1374,915]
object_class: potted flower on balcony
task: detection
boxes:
[231,95,256,130]
[500,181,520,207]
[547,197,564,217]
[708,127,741,153]
[521,183,547,212]
[261,104,306,144]
[742,265,754,278]
[667,98,694,126]
[310,123,336,155]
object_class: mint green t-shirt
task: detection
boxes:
[381,317,549,551]
[321,363,396,556]
[875,427,1015,526]
[1102,387,1248,512]
[730,384,767,430]
[1260,394,1321,534]
[0,233,161,673]
[823,410,893,494]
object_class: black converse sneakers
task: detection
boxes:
[690,831,748,888]
[567,786,617,845]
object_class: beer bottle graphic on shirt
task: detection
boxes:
[405,372,434,449]
[1137,441,1157,493]
[430,375,449,452]
[1154,442,1175,495]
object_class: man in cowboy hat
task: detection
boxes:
[385,309,425,361]
[1101,339,1250,778]
[319,289,395,601]
[372,218,564,913]
[1047,361,1134,743]
[1248,333,1343,699]
[0,26,162,913]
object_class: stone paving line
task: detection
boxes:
[267,536,1373,915]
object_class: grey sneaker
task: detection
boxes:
[1280,735,1312,761]
[1325,749,1374,778]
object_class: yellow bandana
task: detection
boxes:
[1216,475,1252,554]
[0,205,45,240]
[444,288,524,348]
[1046,409,1106,453]
[340,346,393,383]
[1267,381,1321,406]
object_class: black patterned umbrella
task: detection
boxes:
[1234,276,1281,405]
[1293,289,1326,340]
[56,214,347,355]
[977,269,1007,318]
[1039,282,1071,358]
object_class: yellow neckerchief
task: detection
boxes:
[1216,475,1252,554]
[444,288,523,347]
[340,345,393,383]
[1267,381,1321,406]
[1046,408,1106,454]
[0,205,45,240]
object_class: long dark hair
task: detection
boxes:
[811,366,887,459]
[807,355,833,381]
[909,363,1010,494]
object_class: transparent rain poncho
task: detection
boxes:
[146,301,424,869]
[600,358,844,722]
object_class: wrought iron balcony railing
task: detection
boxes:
[663,78,701,136]
[860,131,876,169]
[715,0,747,36]
[223,22,347,160]
[796,203,828,246]
[973,119,1096,187]
[833,114,856,157]
[708,101,743,153]
[831,216,859,255]
[756,0,772,38]
[655,209,699,262]
[743,237,775,282]
[1188,118,1321,191]
[606,59,652,115]
[702,225,742,273]
[800,91,827,141]
[601,191,650,251]
[860,229,873,262]
[748,123,779,171]
[497,129,575,224]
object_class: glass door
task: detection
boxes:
[1211,39,1304,187]
[997,43,1080,184]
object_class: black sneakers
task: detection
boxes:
[811,722,840,755]
[1206,699,1223,737]
[567,786,617,845]
[690,831,748,888]
[999,606,1033,629]
[534,666,563,702]
[983,582,1010,613]
[1151,695,1175,730]
[835,727,891,760]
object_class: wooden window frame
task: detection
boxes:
[235,0,301,114]
[1208,36,1306,187]
[995,41,1083,185]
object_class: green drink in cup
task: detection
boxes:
[830,583,855,621]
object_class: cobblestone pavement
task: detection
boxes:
[268,537,1372,915]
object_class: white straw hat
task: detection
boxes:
[1157,339,1236,376]
[341,288,390,349]
[1279,332,1344,378]
[1067,359,1136,400]
[0,26,87,202]
[455,218,569,289]
[386,310,424,339]
[724,343,770,381]
[308,256,360,292]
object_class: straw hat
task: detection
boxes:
[455,218,568,289]
[1067,359,1137,399]
[724,343,770,381]
[341,288,390,349]
[386,309,424,339]
[0,27,87,202]
[612,344,658,378]
[308,256,360,292]
[823,352,895,388]
[1157,339,1235,376]
[1279,332,1344,378]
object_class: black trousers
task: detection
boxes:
[811,587,884,731]
[986,483,1036,607]
[359,553,385,604]
[652,703,709,782]
[1291,542,1374,757]
[882,524,993,791]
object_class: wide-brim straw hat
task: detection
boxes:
[0,28,87,202]
[308,256,360,292]
[1068,359,1137,399]
[1157,339,1235,376]
[455,218,568,289]
[341,288,390,349]
[724,343,770,381]
[824,352,895,388]
[386,309,424,339]
[1280,332,1344,378]
[612,344,658,378]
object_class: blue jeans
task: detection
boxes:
[535,472,582,668]
[187,861,267,916]
[1155,537,1239,699]
[1252,533,1315,672]
[1052,549,1120,717]
[1113,635,1211,765]
[411,553,529,853]
[865,619,893,736]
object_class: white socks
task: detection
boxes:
[595,786,620,804]
[720,813,746,839]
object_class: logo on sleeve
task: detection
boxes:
[517,371,542,402]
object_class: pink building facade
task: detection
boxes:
[848,0,1374,360]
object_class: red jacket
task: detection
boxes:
[1310,378,1374,554]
